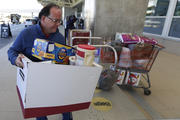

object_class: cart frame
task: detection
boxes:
[114,43,164,95]
[69,32,164,95]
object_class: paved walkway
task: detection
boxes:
[1,26,180,119]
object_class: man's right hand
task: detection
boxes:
[15,54,25,68]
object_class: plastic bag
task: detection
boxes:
[118,47,132,68]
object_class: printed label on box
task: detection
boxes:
[116,70,126,85]
[32,39,75,64]
[125,72,141,86]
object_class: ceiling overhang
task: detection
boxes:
[37,0,83,8]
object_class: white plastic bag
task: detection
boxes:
[118,47,132,68]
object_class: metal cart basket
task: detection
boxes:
[99,42,164,95]
[68,30,164,95]
[116,43,164,95]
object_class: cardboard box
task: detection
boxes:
[125,72,141,86]
[32,39,75,64]
[32,39,53,60]
[115,32,157,45]
[116,70,126,85]
[16,57,102,118]
[115,32,140,44]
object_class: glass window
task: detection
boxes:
[174,0,180,16]
[146,0,170,16]
[169,1,180,38]
[144,0,170,35]
[144,18,165,35]
[169,18,180,38]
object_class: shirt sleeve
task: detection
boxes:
[7,29,26,65]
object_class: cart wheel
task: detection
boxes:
[144,89,151,95]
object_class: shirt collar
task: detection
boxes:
[36,22,59,39]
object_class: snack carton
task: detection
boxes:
[32,39,75,64]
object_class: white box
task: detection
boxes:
[116,70,126,85]
[16,57,102,118]
[125,72,141,86]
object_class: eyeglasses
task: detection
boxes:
[47,16,62,24]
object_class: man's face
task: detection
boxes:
[42,7,62,34]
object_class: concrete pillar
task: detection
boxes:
[84,0,149,39]
[64,7,77,18]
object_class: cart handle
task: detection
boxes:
[91,45,118,65]
[156,44,165,49]
[71,36,102,46]
[93,62,103,69]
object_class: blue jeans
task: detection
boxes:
[36,112,72,120]
[36,116,47,120]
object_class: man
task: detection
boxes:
[64,15,77,40]
[8,3,72,120]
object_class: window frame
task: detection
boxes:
[143,0,180,40]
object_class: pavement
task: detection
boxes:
[0,24,24,49]
[0,24,180,120]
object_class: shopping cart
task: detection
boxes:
[68,29,103,46]
[89,40,164,95]
[108,42,164,95]
[69,32,164,95]
[68,29,91,46]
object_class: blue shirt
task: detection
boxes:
[8,23,65,65]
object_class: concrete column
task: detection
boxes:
[84,0,149,39]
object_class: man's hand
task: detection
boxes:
[15,54,25,68]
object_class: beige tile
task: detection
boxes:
[0,111,24,120]
[136,51,180,118]
[0,91,20,112]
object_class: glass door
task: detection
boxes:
[143,0,170,35]
[169,0,180,38]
